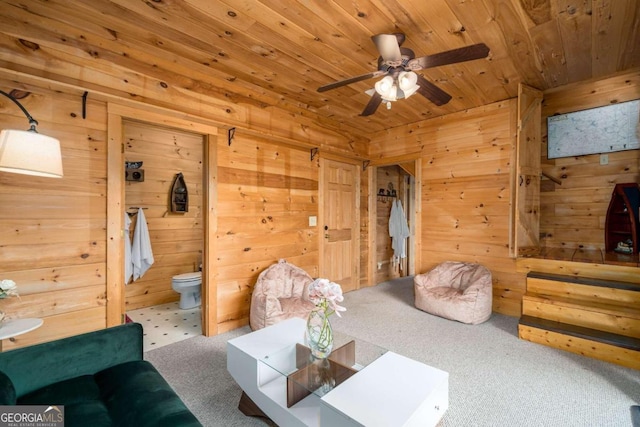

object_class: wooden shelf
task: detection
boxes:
[534,247,639,267]
[604,183,639,255]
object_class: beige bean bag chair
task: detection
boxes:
[414,261,492,325]
[249,259,316,331]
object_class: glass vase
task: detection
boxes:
[305,308,333,359]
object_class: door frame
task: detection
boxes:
[106,103,219,336]
[318,154,361,291]
[510,83,543,258]
[366,155,422,285]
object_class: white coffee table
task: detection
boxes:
[227,317,448,426]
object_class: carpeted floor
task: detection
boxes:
[145,277,640,426]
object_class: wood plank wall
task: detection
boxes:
[0,74,347,347]
[369,100,524,316]
[369,70,640,316]
[0,82,109,349]
[540,70,640,253]
[215,133,319,333]
[1,71,636,346]
[123,121,204,310]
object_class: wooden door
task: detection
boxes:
[320,158,359,293]
[512,84,543,257]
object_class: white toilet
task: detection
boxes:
[172,271,202,309]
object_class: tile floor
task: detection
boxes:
[126,301,202,353]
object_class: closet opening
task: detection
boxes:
[370,160,419,285]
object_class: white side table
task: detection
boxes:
[0,318,43,340]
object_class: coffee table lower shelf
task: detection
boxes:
[287,341,357,408]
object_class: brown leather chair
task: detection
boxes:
[249,259,316,330]
[414,261,492,325]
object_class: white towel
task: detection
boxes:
[124,212,133,284]
[132,208,154,281]
[389,199,410,260]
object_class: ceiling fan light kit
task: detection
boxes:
[373,71,419,111]
[317,33,490,116]
[374,76,397,101]
[398,71,418,92]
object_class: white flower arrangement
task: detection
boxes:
[0,280,19,299]
[308,278,346,317]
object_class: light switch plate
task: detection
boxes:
[309,216,317,226]
[600,154,608,165]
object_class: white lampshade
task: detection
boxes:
[398,71,419,98]
[401,85,419,99]
[398,71,417,90]
[375,76,397,101]
[0,129,63,178]
[375,76,394,93]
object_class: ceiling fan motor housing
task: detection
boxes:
[378,47,415,70]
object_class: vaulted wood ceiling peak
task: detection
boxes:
[0,0,638,137]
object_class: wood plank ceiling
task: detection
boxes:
[0,0,639,137]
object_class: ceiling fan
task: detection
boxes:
[317,33,490,116]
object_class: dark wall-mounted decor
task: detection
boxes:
[125,161,144,182]
[125,169,144,182]
[125,161,143,169]
[605,183,639,254]
[171,172,188,213]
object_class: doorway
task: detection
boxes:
[106,103,219,338]
[368,158,420,285]
[122,120,204,349]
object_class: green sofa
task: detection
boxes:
[0,322,202,427]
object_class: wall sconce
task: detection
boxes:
[0,89,63,178]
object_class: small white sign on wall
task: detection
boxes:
[547,99,640,159]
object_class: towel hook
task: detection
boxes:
[127,207,148,216]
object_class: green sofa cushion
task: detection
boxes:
[19,375,101,405]
[15,360,200,427]
[0,323,143,398]
[0,323,201,426]
[0,371,16,405]
[59,401,112,427]
[96,360,201,427]
[20,376,112,427]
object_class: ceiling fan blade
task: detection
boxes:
[415,75,452,106]
[371,34,402,63]
[408,43,490,71]
[317,70,387,92]
[360,91,383,116]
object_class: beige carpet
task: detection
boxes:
[145,277,640,426]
